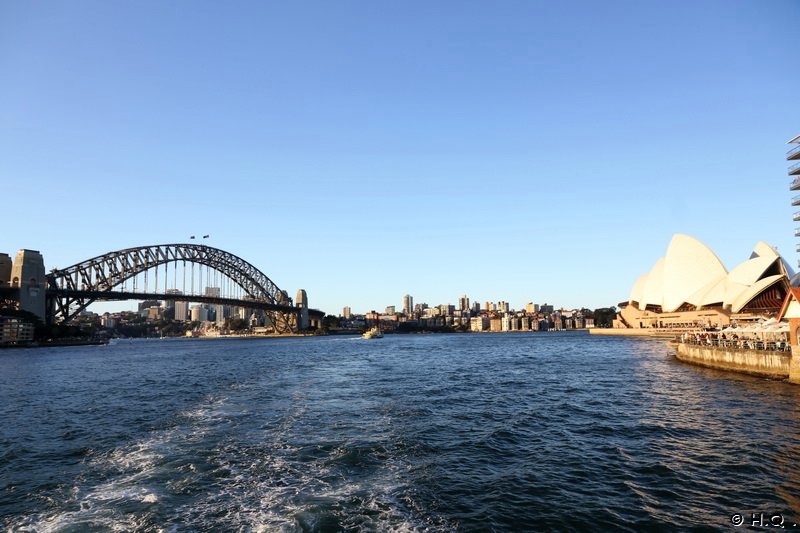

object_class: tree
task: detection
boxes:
[592,307,617,328]
[322,315,340,330]
[228,317,249,332]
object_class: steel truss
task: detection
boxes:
[46,243,296,332]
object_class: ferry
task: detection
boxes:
[362,326,383,339]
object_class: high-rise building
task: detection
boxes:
[403,294,413,316]
[190,304,208,322]
[343,306,352,319]
[166,289,189,321]
[174,300,189,322]
[789,134,800,266]
[138,299,161,313]
[385,305,396,315]
[459,294,470,312]
[525,302,540,314]
[204,287,225,325]
[470,317,488,332]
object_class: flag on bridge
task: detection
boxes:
[190,235,195,239]
[203,235,210,239]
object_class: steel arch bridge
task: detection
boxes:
[45,243,310,332]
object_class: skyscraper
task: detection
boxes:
[205,286,223,325]
[459,294,470,312]
[166,289,188,321]
[403,294,413,316]
[789,134,800,265]
[174,300,189,322]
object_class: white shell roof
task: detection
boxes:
[727,256,778,286]
[629,273,649,305]
[723,281,750,309]
[629,235,789,312]
[751,241,795,277]
[731,275,785,313]
[640,258,665,309]
[687,277,726,307]
[751,241,779,259]
[661,234,727,312]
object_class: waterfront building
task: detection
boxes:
[422,307,440,319]
[165,289,188,321]
[138,300,161,314]
[470,317,488,331]
[100,314,116,329]
[540,303,554,314]
[0,316,34,345]
[174,301,189,322]
[191,304,208,322]
[403,294,413,316]
[789,133,800,265]
[617,234,791,329]
[385,305,395,315]
[525,302,539,314]
[204,287,226,326]
[343,306,351,319]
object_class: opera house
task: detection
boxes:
[615,234,793,330]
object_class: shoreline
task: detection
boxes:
[590,328,798,382]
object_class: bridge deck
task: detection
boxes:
[46,289,324,318]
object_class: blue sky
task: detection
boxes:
[2,1,799,315]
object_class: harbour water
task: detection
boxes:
[2,331,800,531]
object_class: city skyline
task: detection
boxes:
[2,1,799,315]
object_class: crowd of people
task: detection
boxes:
[679,331,790,352]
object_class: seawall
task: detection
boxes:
[673,342,791,380]
[589,328,675,338]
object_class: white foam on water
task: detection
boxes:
[8,393,233,532]
[173,404,453,532]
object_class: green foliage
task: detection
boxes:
[593,307,617,328]
[322,315,339,329]
[227,318,249,331]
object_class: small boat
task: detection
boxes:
[362,326,383,339]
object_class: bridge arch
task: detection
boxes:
[46,243,295,330]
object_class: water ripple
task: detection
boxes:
[2,333,800,530]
